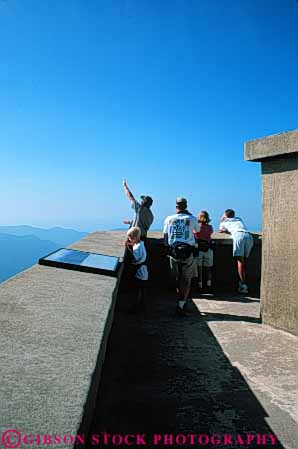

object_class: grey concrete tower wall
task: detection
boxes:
[245,130,298,335]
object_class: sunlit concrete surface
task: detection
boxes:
[192,294,298,445]
[0,231,126,449]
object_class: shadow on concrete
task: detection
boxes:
[189,306,261,324]
[84,240,283,449]
[262,154,298,174]
[85,287,282,449]
[202,312,260,323]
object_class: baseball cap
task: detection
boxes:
[140,195,153,207]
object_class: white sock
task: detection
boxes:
[207,280,211,287]
[178,300,186,309]
[198,282,203,288]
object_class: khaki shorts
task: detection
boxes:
[196,249,213,268]
[169,253,197,282]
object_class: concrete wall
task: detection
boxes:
[245,130,298,336]
[0,231,126,449]
[125,231,261,296]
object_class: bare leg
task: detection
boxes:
[176,259,193,314]
[180,275,191,301]
[206,267,212,287]
[198,266,203,289]
[183,285,191,301]
[236,256,246,283]
[176,278,180,295]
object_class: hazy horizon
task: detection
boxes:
[0,218,262,234]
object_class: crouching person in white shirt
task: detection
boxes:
[164,197,200,316]
[125,226,148,312]
[219,209,254,294]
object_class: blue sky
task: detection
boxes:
[0,0,297,231]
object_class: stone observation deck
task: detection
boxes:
[0,230,297,449]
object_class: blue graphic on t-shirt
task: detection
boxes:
[169,219,190,240]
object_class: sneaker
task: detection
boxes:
[197,283,203,294]
[238,283,248,294]
[205,285,214,295]
[176,302,189,316]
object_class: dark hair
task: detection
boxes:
[225,209,235,218]
[198,210,211,223]
[141,196,153,208]
[176,204,187,212]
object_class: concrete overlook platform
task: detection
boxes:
[0,231,297,449]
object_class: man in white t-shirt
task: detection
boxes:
[218,209,254,294]
[164,197,200,315]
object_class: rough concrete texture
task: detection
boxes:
[69,231,126,257]
[261,155,298,335]
[88,252,298,449]
[0,231,126,449]
[245,130,298,161]
[245,130,298,336]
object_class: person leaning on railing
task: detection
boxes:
[218,209,254,294]
[195,210,214,294]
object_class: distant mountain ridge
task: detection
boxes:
[0,225,87,246]
[0,226,88,283]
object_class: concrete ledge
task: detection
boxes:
[148,230,262,244]
[0,231,126,449]
[245,129,298,161]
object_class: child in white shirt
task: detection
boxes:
[125,226,148,311]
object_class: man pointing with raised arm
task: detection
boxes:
[122,179,154,242]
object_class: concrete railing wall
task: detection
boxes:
[122,231,262,296]
[245,130,298,336]
[0,231,126,449]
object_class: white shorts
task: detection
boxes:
[233,232,253,258]
[196,249,213,268]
